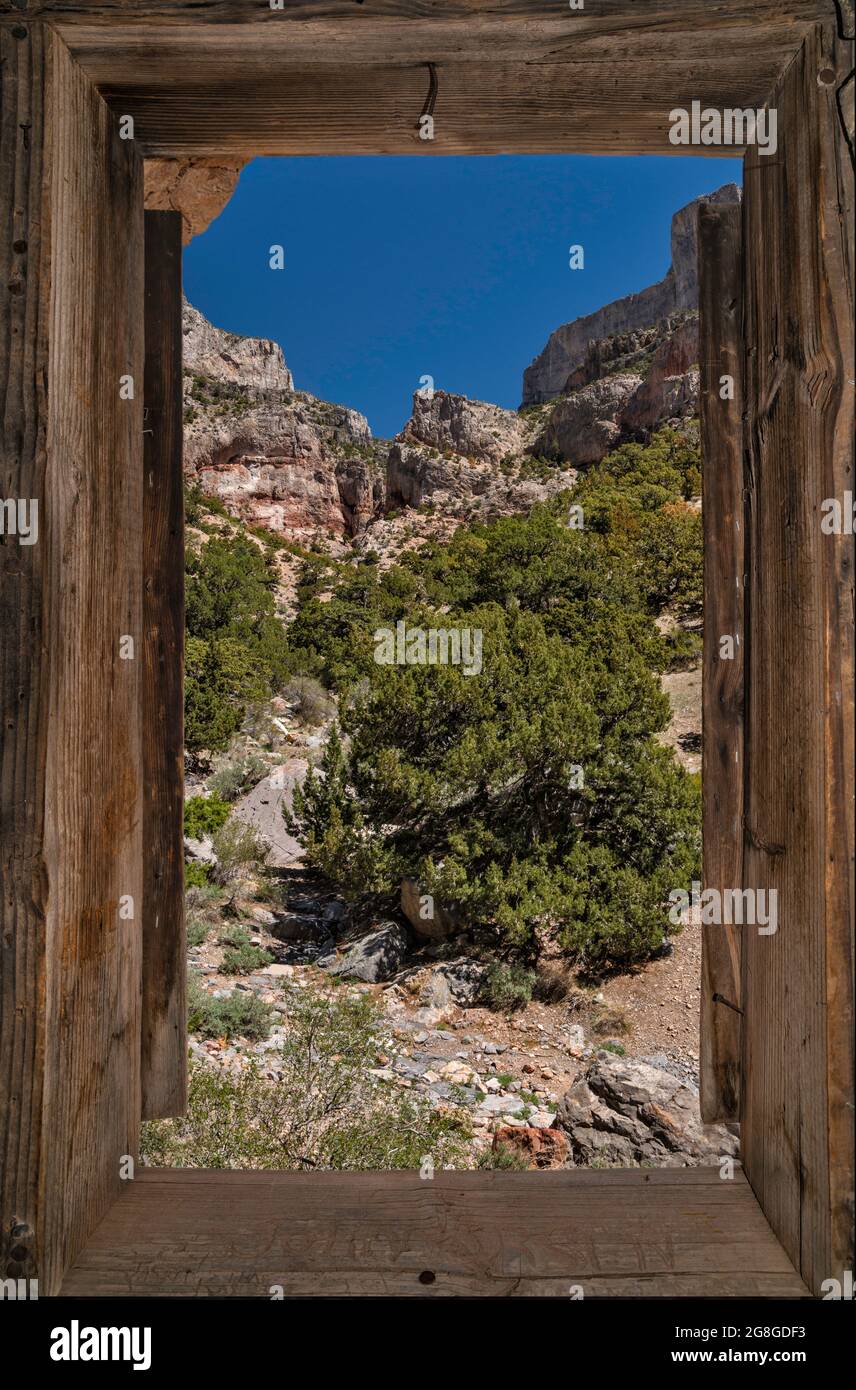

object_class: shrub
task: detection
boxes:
[209,817,270,888]
[185,862,210,890]
[592,1006,630,1037]
[186,970,273,1041]
[287,597,699,967]
[218,925,254,949]
[186,916,209,948]
[476,1145,530,1171]
[283,675,336,727]
[184,794,231,839]
[185,881,223,912]
[484,963,536,1013]
[533,961,574,1005]
[141,992,470,1170]
[221,939,274,975]
[208,753,269,802]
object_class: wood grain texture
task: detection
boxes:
[0,1,836,26]
[741,22,854,1297]
[0,1,822,159]
[141,211,185,1122]
[0,24,144,1295]
[86,51,806,159]
[0,17,50,1298]
[56,17,820,79]
[61,1167,809,1297]
[698,202,744,1124]
[90,59,801,159]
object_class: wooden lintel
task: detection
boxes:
[0,1,827,159]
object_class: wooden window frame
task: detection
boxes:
[1,2,852,1299]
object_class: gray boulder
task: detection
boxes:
[557,1056,739,1168]
[438,960,489,1007]
[184,833,217,866]
[319,922,408,984]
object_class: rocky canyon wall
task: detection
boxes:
[180,182,739,544]
[522,183,740,406]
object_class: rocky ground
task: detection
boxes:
[184,865,733,1171]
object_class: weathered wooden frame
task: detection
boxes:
[1,1,852,1299]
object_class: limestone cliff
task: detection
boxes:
[182,298,382,539]
[521,184,740,406]
[532,313,700,467]
[182,181,727,546]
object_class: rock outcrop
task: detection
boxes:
[183,298,383,538]
[386,390,575,518]
[144,158,247,244]
[536,373,643,467]
[557,1055,739,1168]
[619,315,699,437]
[522,183,740,406]
[402,389,528,463]
[184,299,293,392]
[533,313,700,468]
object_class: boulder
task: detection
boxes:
[184,834,217,866]
[420,971,453,1011]
[556,1056,740,1168]
[271,913,329,943]
[439,960,489,1007]
[320,922,409,984]
[477,1093,527,1119]
[400,877,459,941]
[492,1126,570,1170]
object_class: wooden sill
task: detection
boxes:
[61,1167,809,1298]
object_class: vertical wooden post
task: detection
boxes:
[0,24,144,1294]
[741,22,854,1295]
[698,201,744,1123]
[142,211,186,1120]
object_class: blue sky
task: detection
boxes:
[183,155,742,439]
